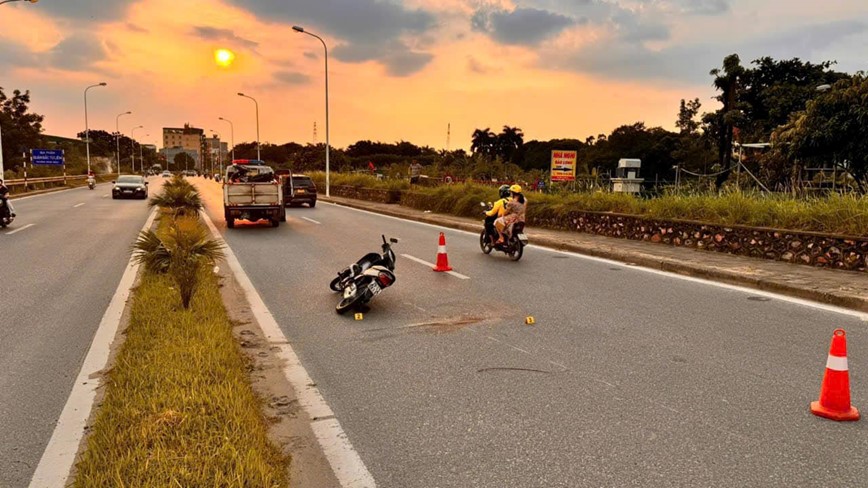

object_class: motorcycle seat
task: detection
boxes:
[355,253,383,272]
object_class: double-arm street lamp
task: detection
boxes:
[84,82,107,173]
[218,117,235,161]
[292,25,331,197]
[237,93,260,160]
[130,125,144,174]
[115,111,131,176]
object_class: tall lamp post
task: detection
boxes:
[130,125,143,174]
[237,93,260,160]
[84,82,107,174]
[115,111,131,176]
[139,134,149,174]
[293,25,330,197]
[219,117,235,161]
[210,130,223,176]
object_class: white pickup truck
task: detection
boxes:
[223,160,286,228]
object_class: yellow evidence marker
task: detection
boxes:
[525,316,536,325]
[355,313,364,321]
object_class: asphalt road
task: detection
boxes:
[0,182,157,487]
[198,180,867,488]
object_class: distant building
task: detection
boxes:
[162,124,204,168]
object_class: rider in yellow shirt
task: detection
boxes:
[484,185,511,243]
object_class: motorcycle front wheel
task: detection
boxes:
[479,231,493,254]
[336,289,366,314]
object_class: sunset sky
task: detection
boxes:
[0,0,865,150]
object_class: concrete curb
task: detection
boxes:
[323,196,868,313]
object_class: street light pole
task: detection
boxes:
[237,93,260,160]
[130,125,143,174]
[115,111,131,177]
[211,130,223,177]
[140,134,148,173]
[84,82,107,174]
[219,117,235,161]
[293,25,330,197]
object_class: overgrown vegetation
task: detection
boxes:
[74,250,287,486]
[317,174,868,236]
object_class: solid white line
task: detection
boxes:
[400,253,471,280]
[28,208,157,488]
[302,216,321,225]
[326,201,868,321]
[5,223,35,235]
[200,211,376,488]
[73,203,85,208]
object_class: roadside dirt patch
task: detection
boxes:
[219,268,340,488]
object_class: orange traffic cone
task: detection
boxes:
[811,328,860,421]
[433,232,453,272]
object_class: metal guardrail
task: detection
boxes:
[6,175,87,187]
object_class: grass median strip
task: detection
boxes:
[74,211,288,485]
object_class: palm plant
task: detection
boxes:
[132,218,224,309]
[149,177,203,218]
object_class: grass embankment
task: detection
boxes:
[74,214,288,487]
[311,171,868,236]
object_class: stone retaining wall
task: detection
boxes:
[534,212,867,271]
[339,187,868,272]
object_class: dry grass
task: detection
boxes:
[73,217,288,487]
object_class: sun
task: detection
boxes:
[214,49,236,68]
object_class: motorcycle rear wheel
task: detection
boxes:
[508,241,524,261]
[329,276,343,292]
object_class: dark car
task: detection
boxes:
[112,175,149,200]
[284,174,317,207]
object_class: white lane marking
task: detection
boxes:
[5,223,35,235]
[102,194,109,198]
[73,203,85,208]
[9,186,86,202]
[327,202,868,321]
[400,253,471,280]
[302,216,321,225]
[200,211,376,488]
[29,208,158,488]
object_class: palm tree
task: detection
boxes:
[133,218,224,309]
[149,176,203,218]
[708,54,746,189]
[471,128,496,157]
[497,126,524,160]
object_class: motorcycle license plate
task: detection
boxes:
[368,282,382,295]
[517,233,528,243]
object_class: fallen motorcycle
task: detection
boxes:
[479,202,528,261]
[330,235,399,314]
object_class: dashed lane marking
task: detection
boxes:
[400,254,470,280]
[302,216,321,225]
[73,203,85,208]
[5,224,35,235]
